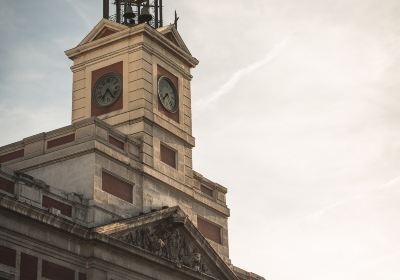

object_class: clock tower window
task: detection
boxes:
[197,217,222,244]
[101,171,133,203]
[160,143,177,168]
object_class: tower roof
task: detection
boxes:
[65,19,198,68]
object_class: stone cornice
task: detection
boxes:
[118,115,196,148]
[142,166,230,217]
[193,171,228,194]
[0,198,236,280]
[0,117,141,158]
[157,24,192,55]
[0,194,91,239]
[95,206,238,280]
[78,19,128,46]
[69,41,194,81]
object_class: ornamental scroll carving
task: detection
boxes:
[115,214,209,274]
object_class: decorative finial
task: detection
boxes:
[174,10,180,30]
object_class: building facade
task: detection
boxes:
[0,4,264,280]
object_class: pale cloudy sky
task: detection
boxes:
[1,0,400,279]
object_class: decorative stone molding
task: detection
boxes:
[113,214,211,274]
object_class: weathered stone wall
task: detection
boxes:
[0,20,248,267]
[0,117,231,259]
[0,198,239,280]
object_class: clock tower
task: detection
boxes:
[65,14,198,181]
[0,2,264,279]
[65,0,232,259]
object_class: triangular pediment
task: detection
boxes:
[96,207,238,280]
[78,18,129,46]
[157,25,192,55]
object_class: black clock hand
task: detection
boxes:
[102,88,113,100]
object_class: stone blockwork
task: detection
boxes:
[0,118,142,227]
[0,195,241,280]
[0,191,244,280]
[64,20,232,260]
[0,18,265,279]
[0,117,231,259]
[66,21,196,148]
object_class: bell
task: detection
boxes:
[138,6,153,23]
[124,5,136,20]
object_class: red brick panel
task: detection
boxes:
[157,65,180,123]
[91,61,123,117]
[20,253,38,280]
[0,149,24,163]
[0,177,14,194]
[79,272,87,280]
[42,196,72,217]
[165,33,179,47]
[47,134,75,149]
[93,27,117,41]
[197,217,222,244]
[200,185,213,197]
[0,245,16,267]
[160,144,176,168]
[102,171,133,203]
[42,260,74,280]
[109,135,125,150]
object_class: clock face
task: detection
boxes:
[92,73,122,107]
[158,77,178,113]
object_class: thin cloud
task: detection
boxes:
[65,0,92,28]
[302,174,400,224]
[354,250,400,271]
[263,174,400,236]
[195,36,293,111]
[375,173,400,191]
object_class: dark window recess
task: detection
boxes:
[0,149,24,163]
[0,177,14,194]
[79,272,87,280]
[160,144,176,168]
[42,196,72,217]
[20,253,38,280]
[0,245,16,267]
[47,134,75,149]
[102,171,133,203]
[200,185,214,197]
[109,135,125,150]
[42,260,74,280]
[197,217,222,244]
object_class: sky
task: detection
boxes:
[1,0,400,279]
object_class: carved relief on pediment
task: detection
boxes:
[111,214,210,274]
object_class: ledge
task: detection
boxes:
[0,117,141,167]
